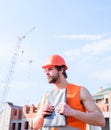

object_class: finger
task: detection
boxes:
[46,105,54,112]
[42,111,52,117]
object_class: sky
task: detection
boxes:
[0,0,111,107]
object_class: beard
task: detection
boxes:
[47,72,59,83]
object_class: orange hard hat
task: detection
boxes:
[42,54,68,70]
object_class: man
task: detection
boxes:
[33,54,105,130]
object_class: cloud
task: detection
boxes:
[101,56,111,63]
[64,37,111,57]
[84,38,111,55]
[64,36,111,82]
[56,34,103,40]
[92,70,111,82]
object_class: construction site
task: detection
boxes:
[0,1,111,130]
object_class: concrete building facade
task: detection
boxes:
[0,102,39,130]
[92,87,111,130]
[0,102,12,130]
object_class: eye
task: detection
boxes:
[44,68,53,73]
[48,68,53,71]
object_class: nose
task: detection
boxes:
[44,69,49,75]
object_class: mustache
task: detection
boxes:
[47,75,52,78]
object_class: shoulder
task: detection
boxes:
[80,86,94,102]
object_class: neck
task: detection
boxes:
[53,78,69,90]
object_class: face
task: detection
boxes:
[44,66,60,83]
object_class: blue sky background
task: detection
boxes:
[0,0,111,107]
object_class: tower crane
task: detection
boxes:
[0,27,35,113]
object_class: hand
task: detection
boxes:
[56,103,73,116]
[39,104,54,117]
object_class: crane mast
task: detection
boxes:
[0,27,35,112]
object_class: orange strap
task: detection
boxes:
[51,128,57,130]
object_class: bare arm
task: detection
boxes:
[73,87,105,126]
[56,87,105,127]
[33,106,44,130]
